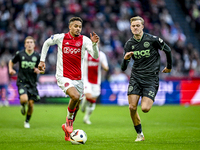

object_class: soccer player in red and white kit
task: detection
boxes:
[81,45,109,124]
[38,17,99,141]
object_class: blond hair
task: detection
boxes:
[24,36,36,44]
[130,16,144,25]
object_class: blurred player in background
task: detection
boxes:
[81,42,109,125]
[121,16,172,141]
[0,59,9,107]
[8,36,42,128]
[38,17,99,141]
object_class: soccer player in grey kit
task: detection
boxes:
[9,36,43,128]
[121,16,172,141]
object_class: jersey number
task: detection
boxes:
[148,91,155,97]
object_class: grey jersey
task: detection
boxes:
[123,32,172,76]
[12,50,40,87]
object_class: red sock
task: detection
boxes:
[68,107,76,113]
[86,98,96,104]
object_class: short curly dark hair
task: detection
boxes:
[69,17,83,24]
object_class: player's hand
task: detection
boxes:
[162,67,171,73]
[34,67,43,74]
[124,52,134,60]
[90,32,99,43]
[9,69,16,75]
[38,61,46,72]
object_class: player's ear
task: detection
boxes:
[69,22,72,30]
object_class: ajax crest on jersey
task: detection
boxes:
[70,129,87,145]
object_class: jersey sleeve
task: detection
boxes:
[100,51,108,68]
[123,41,130,54]
[153,36,166,50]
[36,53,41,67]
[154,36,172,69]
[40,33,64,62]
[82,36,99,59]
[121,41,131,71]
[11,51,20,64]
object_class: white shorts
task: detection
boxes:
[84,82,100,98]
[56,76,84,100]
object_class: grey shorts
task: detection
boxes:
[127,75,159,101]
[17,83,40,102]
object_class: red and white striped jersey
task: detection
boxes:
[40,32,99,80]
[83,51,108,85]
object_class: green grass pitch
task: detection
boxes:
[0,104,200,150]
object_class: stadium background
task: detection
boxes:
[1,0,200,106]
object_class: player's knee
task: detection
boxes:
[20,96,28,103]
[141,106,151,113]
[71,94,80,101]
[86,95,93,100]
[129,104,137,112]
[21,99,28,104]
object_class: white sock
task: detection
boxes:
[139,132,144,136]
[85,103,96,119]
[81,96,87,112]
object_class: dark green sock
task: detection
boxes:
[25,115,31,122]
[134,124,142,134]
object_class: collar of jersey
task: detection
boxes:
[25,50,34,56]
[133,33,144,42]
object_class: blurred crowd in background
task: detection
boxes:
[0,0,200,83]
[179,0,200,41]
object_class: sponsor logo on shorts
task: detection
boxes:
[128,86,133,92]
[37,95,40,100]
[64,82,69,87]
[19,89,25,94]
